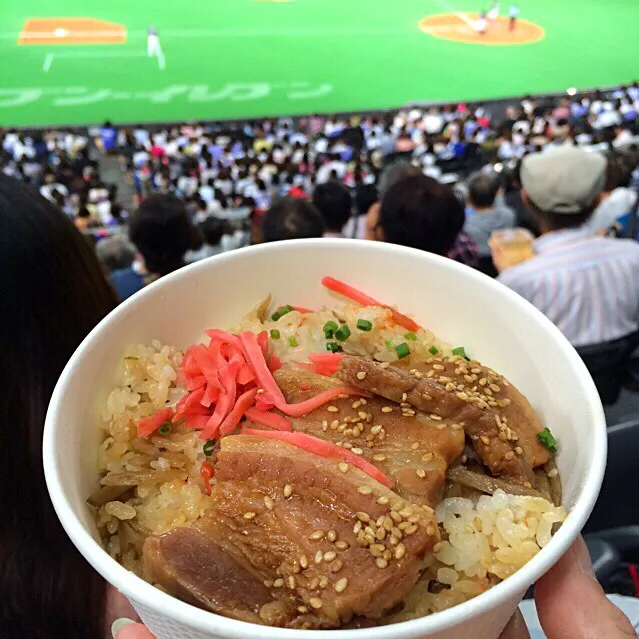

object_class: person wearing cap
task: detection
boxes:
[494,146,639,347]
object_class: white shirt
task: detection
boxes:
[498,228,639,346]
[584,188,638,233]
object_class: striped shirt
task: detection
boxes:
[497,228,639,347]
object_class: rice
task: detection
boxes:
[384,490,566,622]
[92,302,566,617]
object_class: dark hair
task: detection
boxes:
[379,174,465,256]
[468,171,501,208]
[604,155,632,192]
[262,197,325,242]
[129,194,194,276]
[312,181,352,232]
[524,195,595,231]
[355,183,378,217]
[0,175,117,636]
[200,217,225,246]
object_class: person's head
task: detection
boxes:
[468,171,501,209]
[50,188,65,209]
[355,183,378,216]
[200,216,225,247]
[96,234,138,272]
[129,194,195,276]
[0,175,117,636]
[520,147,606,233]
[312,181,352,232]
[377,161,421,199]
[262,197,325,242]
[378,174,465,256]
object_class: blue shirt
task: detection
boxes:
[498,228,639,346]
[110,268,145,301]
[101,126,117,150]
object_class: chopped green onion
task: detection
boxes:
[537,427,558,452]
[385,339,394,349]
[335,325,351,342]
[271,305,294,321]
[452,346,467,358]
[158,421,172,435]
[326,341,341,353]
[289,336,298,347]
[323,321,338,338]
[395,343,410,359]
[203,439,216,456]
[405,332,417,341]
[356,319,373,332]
[428,346,439,355]
[270,329,281,340]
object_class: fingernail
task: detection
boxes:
[112,618,136,638]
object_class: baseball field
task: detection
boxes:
[1,0,637,127]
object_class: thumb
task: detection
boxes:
[114,621,157,639]
[534,536,636,639]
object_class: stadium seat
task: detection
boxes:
[576,331,639,405]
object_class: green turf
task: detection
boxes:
[1,0,637,127]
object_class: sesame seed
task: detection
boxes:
[297,606,309,614]
[390,510,402,523]
[524,481,533,488]
[335,577,349,593]
[456,391,469,401]
[480,435,491,445]
[338,393,349,399]
[500,398,512,406]
[264,579,274,587]
[358,485,372,495]
[243,511,256,520]
[309,598,323,610]
[292,563,301,574]
[405,524,418,535]
[327,405,339,413]
[323,550,337,562]
[504,451,515,460]
[429,414,443,421]
[391,527,403,539]
[416,469,426,478]
[426,523,436,536]
[452,422,463,430]
[273,578,284,588]
[288,576,296,589]
[331,559,343,572]
[421,453,434,462]
[376,496,389,505]
[479,378,488,386]
[283,484,293,498]
[514,446,523,455]
[547,468,559,478]
[322,420,328,428]
[395,543,406,560]
[327,529,337,542]
[263,496,274,510]
[319,576,329,589]
[433,364,445,371]
[376,557,389,569]
[352,447,364,455]
[358,411,367,420]
[342,442,353,449]
[314,550,323,564]
[300,554,309,569]
[490,383,501,393]
[353,521,362,534]
[401,392,408,402]
[398,521,411,531]
[309,530,325,540]
[410,442,419,450]
[338,462,349,473]
[309,577,320,590]
[399,507,412,518]
[381,406,393,413]
[357,371,367,380]
[376,527,386,541]
[436,423,447,430]
[335,540,349,550]
[372,454,387,463]
[370,424,382,435]
[356,512,371,522]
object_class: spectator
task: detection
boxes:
[343,181,377,239]
[376,174,468,260]
[0,174,121,637]
[495,146,639,347]
[100,120,118,154]
[464,170,516,274]
[129,194,195,278]
[312,181,352,237]
[584,154,638,233]
[186,217,228,261]
[262,197,325,242]
[96,235,146,301]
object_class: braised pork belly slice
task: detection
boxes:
[270,369,465,507]
[144,529,287,626]
[207,435,438,627]
[337,355,550,486]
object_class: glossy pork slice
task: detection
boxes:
[209,434,440,627]
[144,529,287,625]
[270,369,465,507]
[336,355,548,485]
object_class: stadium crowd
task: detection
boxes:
[2,83,639,349]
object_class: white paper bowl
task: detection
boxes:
[44,239,606,639]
